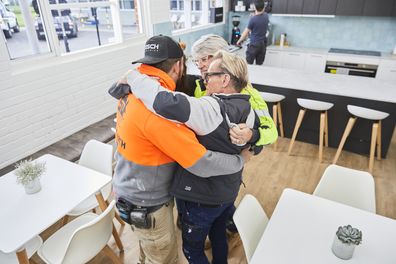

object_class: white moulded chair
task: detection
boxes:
[313,164,376,213]
[65,139,123,223]
[38,201,121,264]
[0,236,42,264]
[233,194,269,262]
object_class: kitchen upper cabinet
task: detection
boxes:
[336,0,365,15]
[302,0,320,14]
[287,0,304,14]
[363,0,395,16]
[272,0,288,13]
[318,0,338,14]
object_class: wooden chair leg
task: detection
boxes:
[103,244,122,264]
[277,102,285,137]
[16,249,29,264]
[319,112,325,163]
[96,193,124,252]
[272,104,278,151]
[288,109,306,155]
[324,111,329,147]
[61,215,69,226]
[377,120,382,161]
[333,117,357,164]
[115,211,125,226]
[369,122,378,174]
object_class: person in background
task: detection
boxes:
[123,50,263,263]
[109,35,251,264]
[236,0,269,65]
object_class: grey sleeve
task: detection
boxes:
[185,150,244,178]
[127,70,223,136]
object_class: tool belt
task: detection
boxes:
[116,197,165,229]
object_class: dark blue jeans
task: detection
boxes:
[176,199,234,264]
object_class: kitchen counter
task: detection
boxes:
[248,65,396,103]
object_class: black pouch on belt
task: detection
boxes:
[130,207,152,229]
[116,197,134,225]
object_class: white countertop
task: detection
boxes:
[248,65,396,103]
[187,62,396,103]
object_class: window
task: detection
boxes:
[170,0,223,32]
[2,0,142,60]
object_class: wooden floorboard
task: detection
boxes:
[31,130,396,264]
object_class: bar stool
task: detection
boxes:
[259,92,285,150]
[288,98,334,162]
[333,105,389,174]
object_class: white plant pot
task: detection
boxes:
[331,235,356,260]
[24,178,41,194]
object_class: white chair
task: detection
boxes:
[0,236,42,264]
[38,201,121,264]
[259,92,285,150]
[288,98,334,162]
[333,105,389,174]
[313,164,376,213]
[233,194,269,262]
[66,139,122,222]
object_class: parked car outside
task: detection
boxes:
[0,0,19,39]
[34,14,78,40]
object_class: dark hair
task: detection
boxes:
[151,58,181,73]
[254,0,265,12]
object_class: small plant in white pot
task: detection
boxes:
[14,159,46,194]
[332,225,362,260]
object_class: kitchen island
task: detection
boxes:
[248,65,396,158]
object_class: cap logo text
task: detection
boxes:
[145,44,160,51]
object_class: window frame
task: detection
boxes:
[171,0,223,34]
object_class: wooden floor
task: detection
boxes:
[31,130,396,264]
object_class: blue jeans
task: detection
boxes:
[176,199,234,264]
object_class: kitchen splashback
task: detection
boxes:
[228,13,396,53]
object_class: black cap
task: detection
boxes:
[132,35,184,65]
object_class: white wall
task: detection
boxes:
[0,33,146,169]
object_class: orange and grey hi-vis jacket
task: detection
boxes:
[109,64,245,207]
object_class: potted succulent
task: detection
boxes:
[332,225,362,260]
[14,159,46,194]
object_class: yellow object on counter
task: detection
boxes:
[330,69,337,74]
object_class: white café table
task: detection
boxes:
[250,188,396,264]
[0,154,113,264]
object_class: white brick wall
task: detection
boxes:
[0,39,146,169]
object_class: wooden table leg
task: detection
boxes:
[95,192,124,252]
[16,248,29,264]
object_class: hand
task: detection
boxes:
[117,70,133,86]
[240,148,253,164]
[230,123,253,145]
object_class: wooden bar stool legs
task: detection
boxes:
[332,117,357,165]
[272,102,284,150]
[288,109,306,155]
[319,112,326,162]
[333,112,385,175]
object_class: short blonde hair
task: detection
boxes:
[212,50,248,92]
[191,34,229,59]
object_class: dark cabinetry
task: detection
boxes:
[302,0,320,14]
[271,0,396,16]
[287,0,304,13]
[336,0,365,15]
[363,0,395,16]
[318,0,338,14]
[272,0,288,13]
